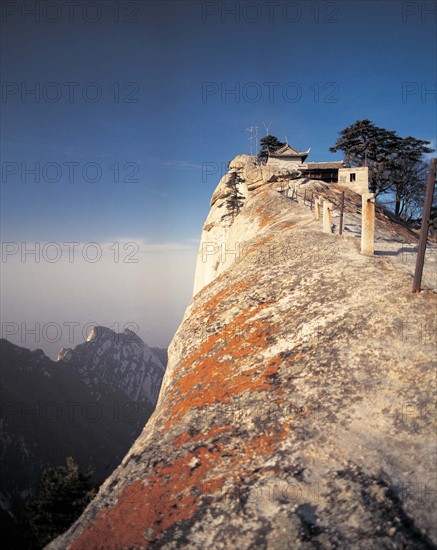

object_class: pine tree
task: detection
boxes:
[22,457,96,548]
[387,139,433,219]
[257,135,285,164]
[221,172,245,222]
[329,119,400,194]
[330,120,434,219]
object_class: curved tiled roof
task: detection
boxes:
[269,144,311,158]
[304,161,344,169]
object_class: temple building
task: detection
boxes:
[266,144,311,168]
[266,142,368,192]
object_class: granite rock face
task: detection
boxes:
[194,154,301,295]
[48,159,437,549]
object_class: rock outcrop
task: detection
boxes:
[48,157,437,549]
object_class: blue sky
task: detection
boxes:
[1,0,436,355]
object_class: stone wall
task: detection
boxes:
[338,166,369,194]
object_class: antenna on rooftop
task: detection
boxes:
[285,135,289,145]
[263,121,272,136]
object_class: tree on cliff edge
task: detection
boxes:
[221,172,245,222]
[257,135,285,164]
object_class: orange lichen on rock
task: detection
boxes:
[70,421,290,550]
[191,277,255,323]
[164,305,283,430]
[254,205,284,229]
[70,445,219,550]
[275,222,296,231]
[171,424,232,447]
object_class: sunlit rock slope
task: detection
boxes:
[48,156,437,549]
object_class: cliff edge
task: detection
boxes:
[48,156,436,549]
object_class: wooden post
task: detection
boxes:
[315,197,321,220]
[412,158,437,293]
[339,190,345,235]
[360,193,375,255]
[303,189,307,205]
[323,201,333,233]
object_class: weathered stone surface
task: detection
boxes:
[47,159,437,549]
[210,155,253,207]
[194,158,317,295]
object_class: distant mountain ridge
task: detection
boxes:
[57,326,166,409]
[1,329,166,548]
[0,338,152,497]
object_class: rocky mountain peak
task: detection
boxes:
[86,325,117,342]
[56,325,165,407]
[57,347,73,362]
